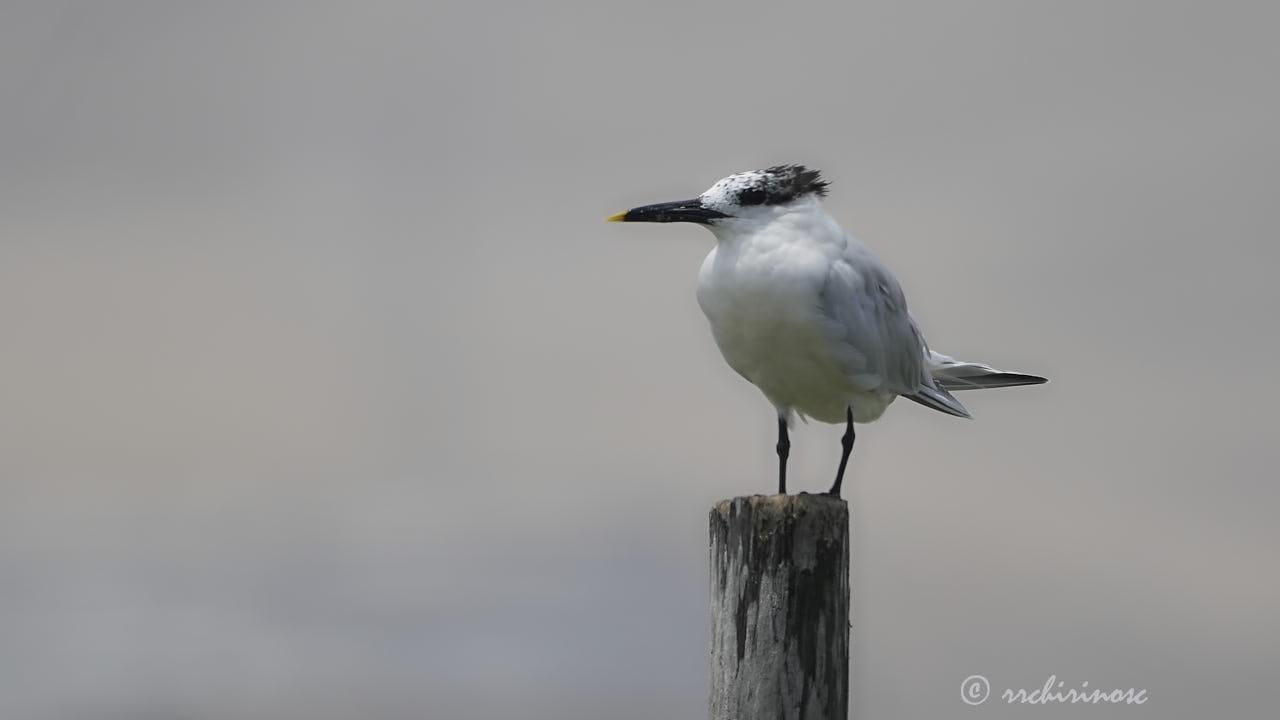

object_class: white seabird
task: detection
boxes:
[609,165,1046,496]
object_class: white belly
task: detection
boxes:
[696,245,894,424]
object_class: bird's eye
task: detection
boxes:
[737,188,767,206]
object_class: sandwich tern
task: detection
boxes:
[608,165,1045,497]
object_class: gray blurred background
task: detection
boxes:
[1,2,1277,718]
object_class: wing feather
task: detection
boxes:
[815,243,974,418]
[815,250,927,396]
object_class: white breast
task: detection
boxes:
[695,231,895,424]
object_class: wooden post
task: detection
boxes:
[709,494,849,720]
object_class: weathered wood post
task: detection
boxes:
[709,494,849,720]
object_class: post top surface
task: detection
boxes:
[712,493,847,516]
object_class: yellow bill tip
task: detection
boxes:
[605,210,628,222]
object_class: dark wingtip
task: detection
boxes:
[934,372,1049,392]
[1004,373,1048,385]
[976,373,1049,388]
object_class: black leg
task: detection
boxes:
[826,407,854,497]
[776,416,790,495]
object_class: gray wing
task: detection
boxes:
[815,249,972,418]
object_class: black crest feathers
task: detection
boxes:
[733,165,829,206]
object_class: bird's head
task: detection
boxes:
[607,165,829,232]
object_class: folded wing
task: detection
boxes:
[815,249,973,418]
